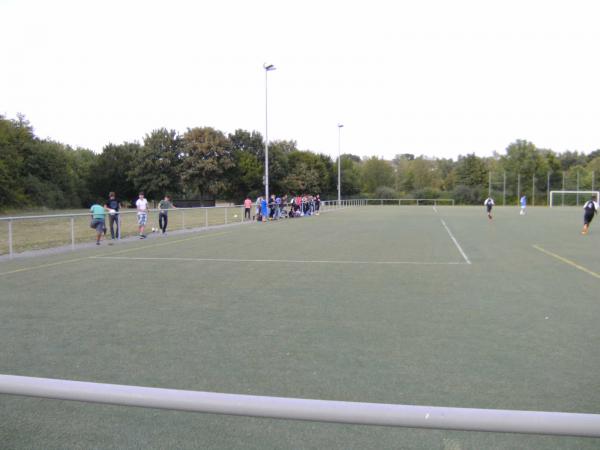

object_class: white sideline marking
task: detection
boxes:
[91,256,468,266]
[439,219,471,265]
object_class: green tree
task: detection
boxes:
[181,127,234,198]
[454,153,487,187]
[361,157,394,193]
[336,154,362,197]
[228,129,264,201]
[0,115,29,207]
[264,140,295,194]
[129,129,183,200]
[89,142,140,204]
[284,150,331,194]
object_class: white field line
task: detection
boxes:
[91,256,468,266]
[439,219,471,265]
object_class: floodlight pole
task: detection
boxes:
[263,63,276,202]
[337,124,344,205]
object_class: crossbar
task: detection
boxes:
[1,375,599,437]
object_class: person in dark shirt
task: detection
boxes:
[158,195,176,235]
[581,197,599,235]
[104,192,121,239]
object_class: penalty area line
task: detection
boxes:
[439,219,471,265]
[532,245,600,280]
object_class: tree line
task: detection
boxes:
[1,114,599,210]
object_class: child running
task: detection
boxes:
[484,196,495,220]
[581,196,599,235]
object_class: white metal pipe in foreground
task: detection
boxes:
[0,375,599,437]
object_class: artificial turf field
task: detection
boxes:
[0,205,599,449]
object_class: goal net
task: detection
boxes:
[549,191,600,207]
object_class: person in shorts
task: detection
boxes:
[484,196,495,220]
[90,202,107,245]
[136,192,149,238]
[581,196,599,235]
[519,194,527,215]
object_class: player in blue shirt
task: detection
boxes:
[519,194,527,215]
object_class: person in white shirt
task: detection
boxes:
[581,197,599,235]
[135,192,149,239]
[484,197,495,220]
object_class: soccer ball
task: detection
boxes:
[151,227,156,232]
[234,214,238,218]
[108,208,116,215]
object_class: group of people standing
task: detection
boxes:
[244,194,322,222]
[89,192,175,245]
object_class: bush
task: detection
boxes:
[411,187,441,199]
[374,186,397,199]
[452,185,485,205]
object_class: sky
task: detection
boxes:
[1,0,600,161]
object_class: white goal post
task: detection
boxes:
[549,191,600,207]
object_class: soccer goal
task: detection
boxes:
[549,191,599,207]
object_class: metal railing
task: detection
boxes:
[0,199,452,258]
[0,374,598,437]
[0,200,366,258]
[364,198,455,206]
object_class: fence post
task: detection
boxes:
[577,171,580,206]
[8,219,13,259]
[205,208,208,228]
[70,217,75,250]
[547,172,551,206]
[562,171,565,206]
[503,171,506,206]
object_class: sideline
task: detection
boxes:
[92,255,468,266]
[0,231,231,277]
[532,244,600,279]
[0,256,91,277]
[104,231,230,256]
